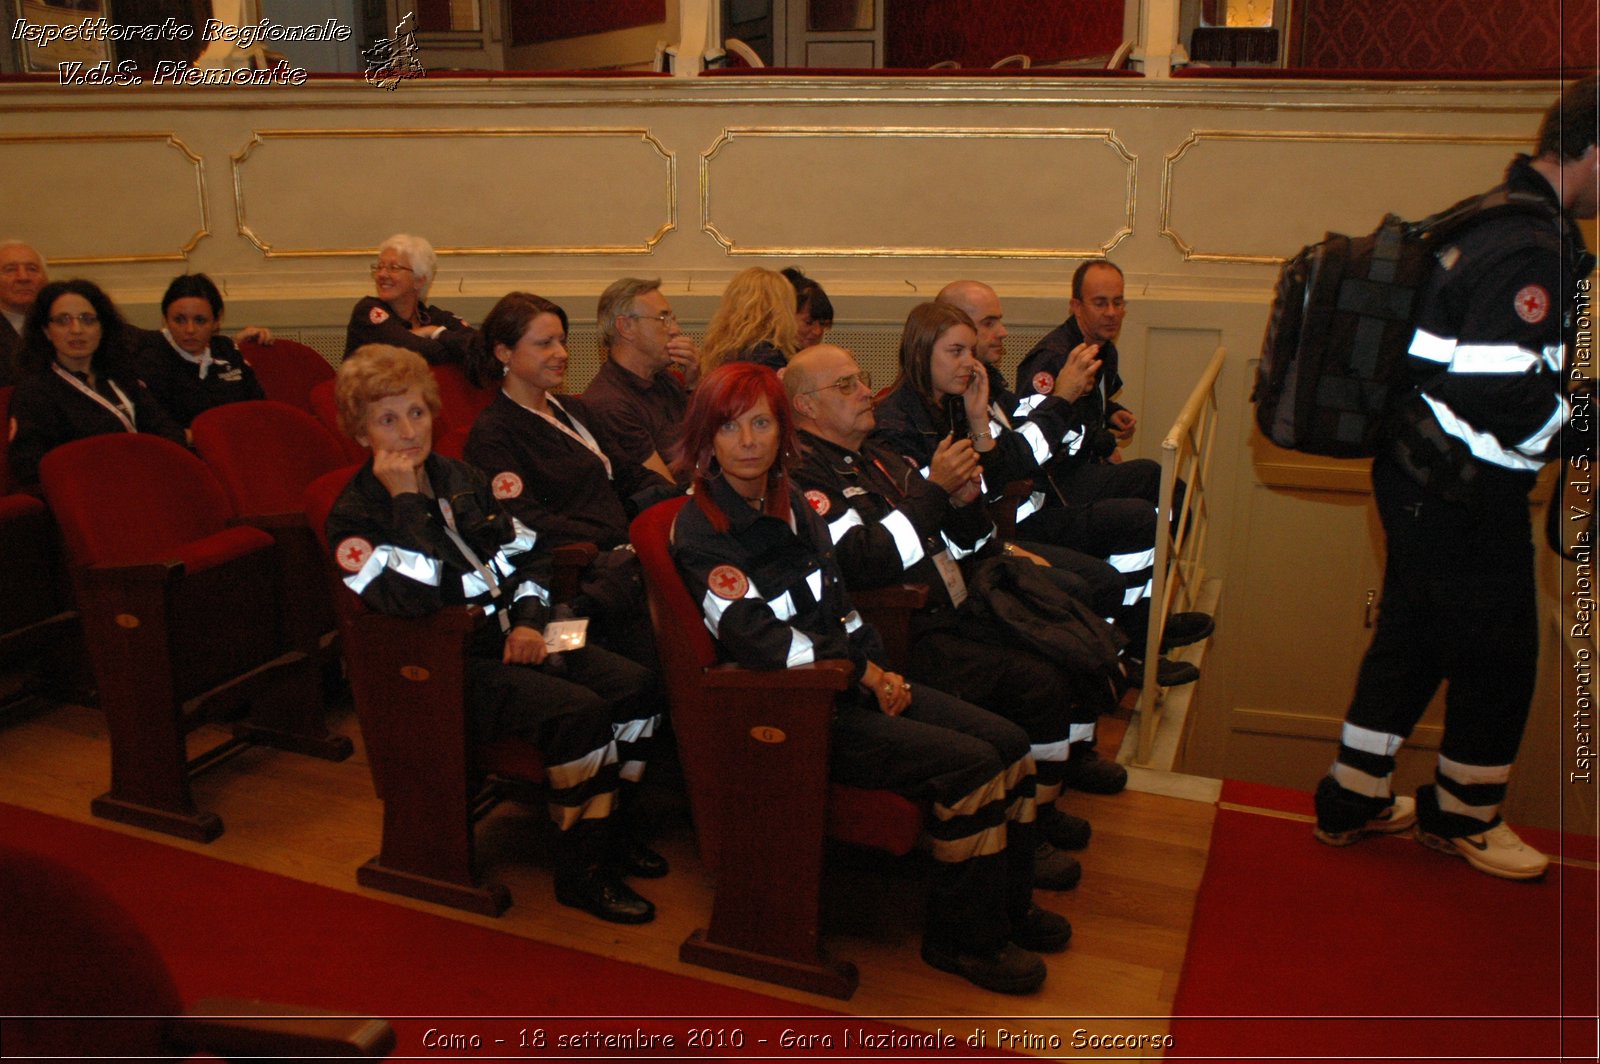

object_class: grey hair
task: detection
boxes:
[596,276,662,353]
[378,233,438,296]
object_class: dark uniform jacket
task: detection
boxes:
[131,329,265,427]
[1014,315,1128,450]
[791,429,994,612]
[671,476,883,681]
[343,295,479,365]
[7,364,186,487]
[463,391,675,550]
[0,315,20,388]
[871,379,1086,516]
[325,452,553,657]
[1391,154,1594,498]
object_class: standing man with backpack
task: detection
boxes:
[1314,78,1597,879]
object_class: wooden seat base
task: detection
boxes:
[356,857,511,917]
[680,929,859,1000]
[90,792,223,843]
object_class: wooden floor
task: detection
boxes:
[0,695,1218,1053]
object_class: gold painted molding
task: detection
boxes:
[231,127,675,257]
[700,126,1136,258]
[0,131,208,264]
[1161,129,1526,264]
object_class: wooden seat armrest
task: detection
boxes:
[350,603,484,643]
[176,997,396,1058]
[850,583,929,610]
[702,659,854,691]
[550,541,600,603]
[80,558,186,590]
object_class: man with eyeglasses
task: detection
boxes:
[0,241,48,387]
[583,277,700,483]
[784,343,1100,893]
[1014,261,1163,510]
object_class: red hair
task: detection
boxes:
[678,362,796,532]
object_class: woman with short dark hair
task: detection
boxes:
[130,272,267,427]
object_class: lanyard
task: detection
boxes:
[437,494,511,633]
[53,364,136,433]
[514,394,613,479]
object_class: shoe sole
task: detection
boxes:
[921,949,1046,995]
[1413,828,1549,881]
[1312,809,1417,848]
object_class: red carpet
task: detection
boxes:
[0,803,957,1058]
[1170,782,1598,1062]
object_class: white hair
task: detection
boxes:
[377,233,438,298]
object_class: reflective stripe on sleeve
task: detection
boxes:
[826,508,865,543]
[343,545,441,595]
[881,509,925,569]
[1016,419,1054,464]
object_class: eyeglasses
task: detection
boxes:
[370,262,414,276]
[624,310,677,326]
[48,313,99,327]
[800,371,871,396]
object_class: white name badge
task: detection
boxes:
[543,618,590,652]
[930,550,968,609]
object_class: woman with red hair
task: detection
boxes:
[669,362,1069,996]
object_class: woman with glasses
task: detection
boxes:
[7,279,185,487]
[343,233,479,365]
[130,273,268,428]
[697,267,799,377]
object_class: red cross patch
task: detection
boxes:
[492,472,523,499]
[335,536,374,573]
[1513,284,1549,324]
[368,305,390,325]
[708,564,749,601]
[1032,371,1055,395]
[804,490,830,516]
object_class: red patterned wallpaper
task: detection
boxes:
[1288,0,1596,72]
[508,0,667,47]
[885,0,1126,69]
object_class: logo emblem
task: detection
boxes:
[1032,371,1055,395]
[708,565,749,600]
[804,490,830,516]
[492,472,523,499]
[368,305,390,325]
[336,536,374,573]
[1514,284,1549,324]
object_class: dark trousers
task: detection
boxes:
[830,685,1035,953]
[468,644,653,859]
[1336,455,1538,823]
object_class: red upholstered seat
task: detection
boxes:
[0,845,395,1059]
[432,363,497,428]
[630,496,923,999]
[308,378,371,465]
[39,433,344,842]
[239,338,334,415]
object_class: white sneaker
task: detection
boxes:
[1313,795,1417,847]
[1415,821,1550,880]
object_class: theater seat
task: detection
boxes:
[1,845,395,1059]
[239,338,334,415]
[304,467,595,916]
[39,434,345,842]
[431,363,497,430]
[308,379,372,464]
[192,401,351,668]
[630,496,923,1000]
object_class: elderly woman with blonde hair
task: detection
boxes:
[343,233,479,365]
[697,266,799,377]
[323,343,663,924]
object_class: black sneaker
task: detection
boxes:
[1124,655,1200,688]
[1011,904,1072,953]
[1160,611,1215,652]
[921,939,1047,995]
[1037,803,1093,849]
[1033,841,1082,891]
[1063,749,1128,795]
[555,869,656,924]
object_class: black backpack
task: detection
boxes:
[1252,188,1558,457]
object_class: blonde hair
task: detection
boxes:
[698,267,799,377]
[334,344,440,440]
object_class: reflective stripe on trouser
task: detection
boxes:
[1434,755,1513,825]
